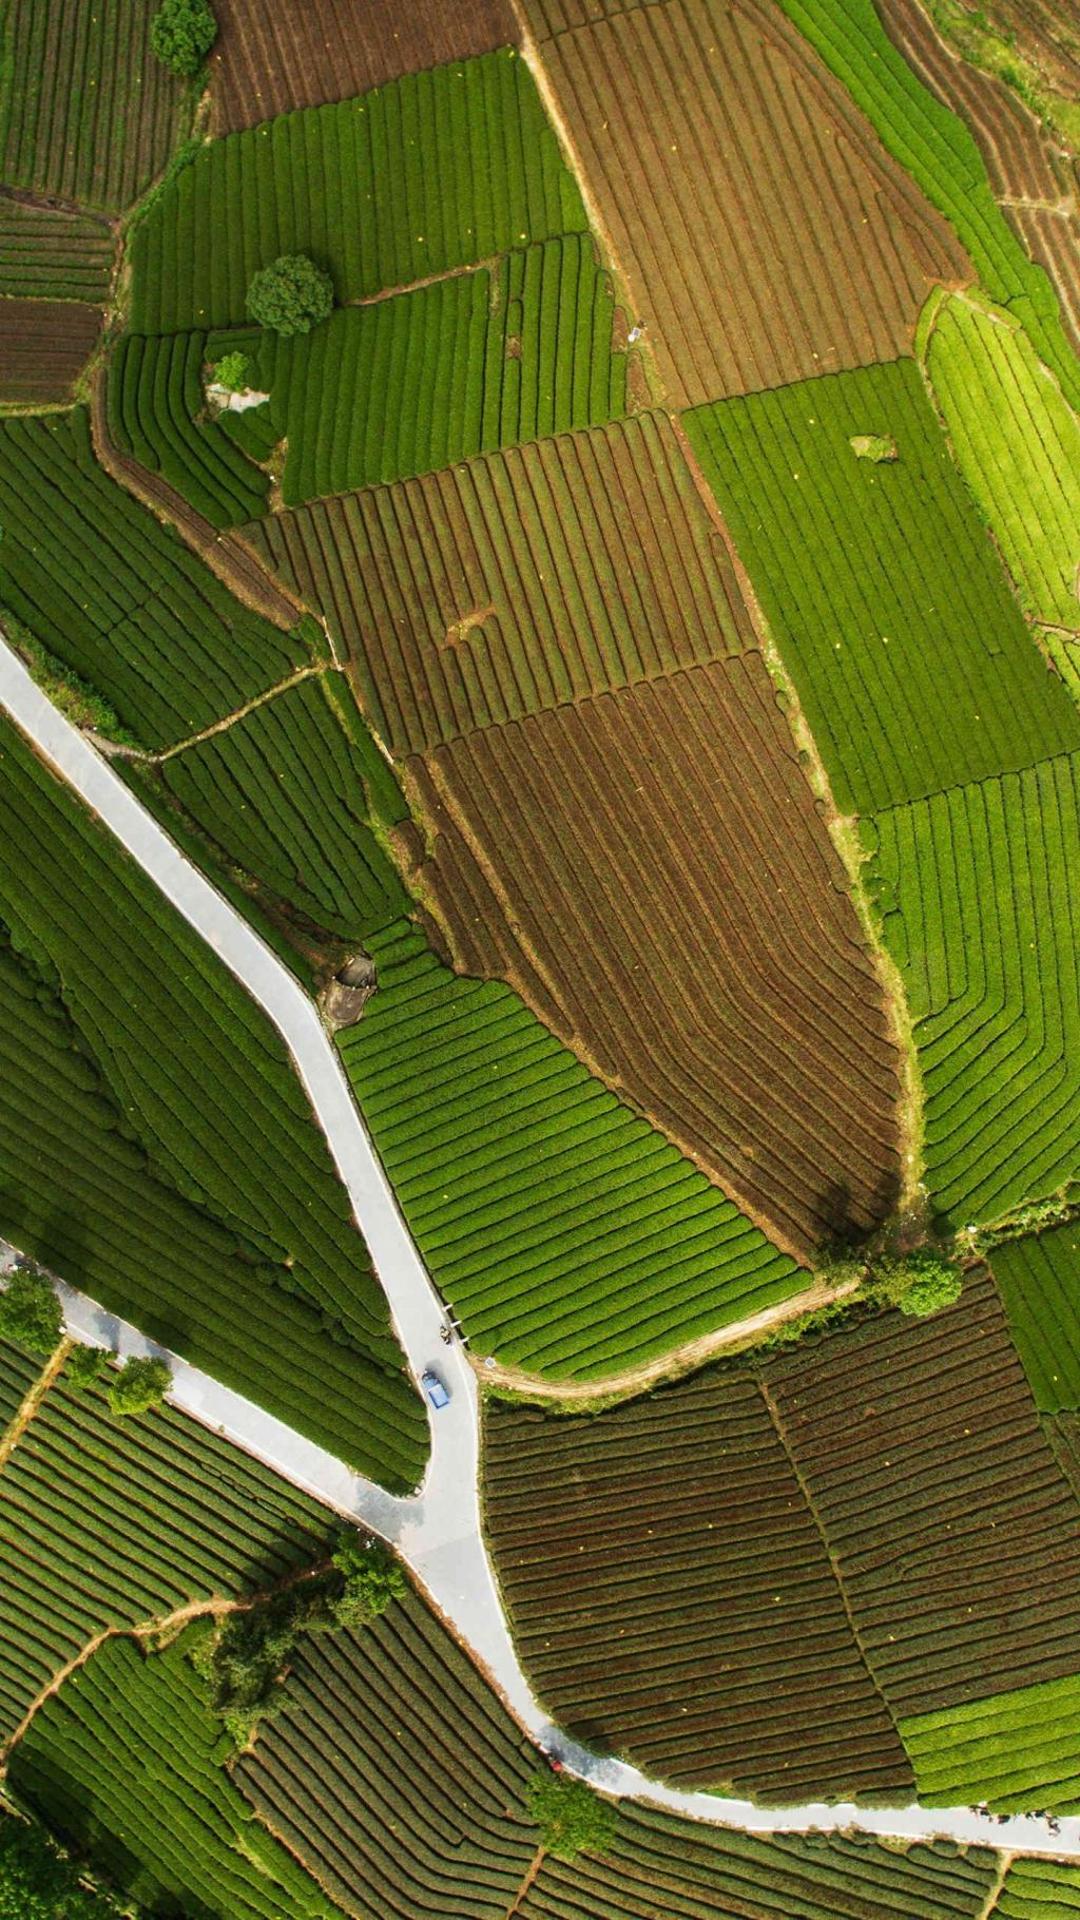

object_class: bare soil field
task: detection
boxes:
[208,0,519,134]
[876,0,1080,357]
[0,297,101,402]
[768,1268,1080,1717]
[408,656,901,1256]
[529,0,970,405]
[484,1369,912,1801]
[248,412,756,756]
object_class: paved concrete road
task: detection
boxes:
[3,634,1078,1861]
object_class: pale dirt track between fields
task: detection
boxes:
[476,1277,859,1403]
[3,632,1080,1862]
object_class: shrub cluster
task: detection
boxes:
[149,0,217,77]
[0,1270,62,1356]
[525,1771,617,1862]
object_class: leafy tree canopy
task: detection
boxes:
[0,1816,123,1917]
[332,1531,407,1625]
[0,1269,62,1356]
[525,1771,618,1862]
[106,1355,171,1417]
[65,1344,110,1391]
[149,0,217,77]
[211,351,252,393]
[870,1248,963,1317]
[246,255,334,336]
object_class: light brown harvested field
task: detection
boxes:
[483,1371,912,1801]
[528,0,971,405]
[208,0,519,134]
[875,0,1080,356]
[528,0,653,33]
[248,412,756,756]
[407,657,901,1256]
[767,1268,1080,1717]
[0,298,101,402]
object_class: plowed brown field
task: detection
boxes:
[408,657,901,1255]
[248,413,756,756]
[484,1369,912,1801]
[0,298,101,402]
[208,0,518,134]
[875,0,1080,358]
[528,0,970,405]
[767,1268,1080,1717]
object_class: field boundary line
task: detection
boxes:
[509,3,669,408]
[975,1852,1015,1920]
[476,1275,860,1405]
[670,415,921,1221]
[505,1843,546,1917]
[758,1376,907,1761]
[0,1338,71,1474]
[149,662,332,763]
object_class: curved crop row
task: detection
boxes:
[129,50,586,332]
[867,753,1080,1228]
[484,1368,909,1802]
[0,716,426,1488]
[0,932,392,1464]
[686,358,1080,814]
[9,1631,337,1917]
[0,409,301,749]
[108,331,269,528]
[925,295,1080,630]
[339,919,802,1377]
[520,1803,998,1919]
[901,1669,1080,1812]
[0,1336,42,1439]
[0,1356,332,1743]
[248,411,753,757]
[234,1593,539,1918]
[244,234,629,505]
[997,1857,1080,1915]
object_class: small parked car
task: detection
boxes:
[422,1369,450,1410]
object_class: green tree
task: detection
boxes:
[870,1249,963,1318]
[246,255,334,336]
[106,1355,171,1417]
[149,0,217,76]
[0,1269,62,1356]
[525,1771,617,1862]
[332,1531,407,1626]
[65,1344,110,1390]
[211,351,252,393]
[0,1814,122,1917]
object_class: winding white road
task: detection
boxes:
[3,634,1078,1864]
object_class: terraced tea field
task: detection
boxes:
[991,1225,1080,1412]
[0,714,425,1486]
[129,50,586,332]
[0,0,189,210]
[867,754,1080,1228]
[340,920,802,1377]
[10,1631,337,1917]
[234,1591,540,1918]
[0,200,114,302]
[249,412,754,754]
[208,0,517,133]
[108,331,270,528]
[0,1357,333,1743]
[242,234,631,503]
[527,0,969,406]
[485,1368,910,1800]
[685,357,1080,815]
[411,656,900,1253]
[0,410,302,749]
[0,297,101,402]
